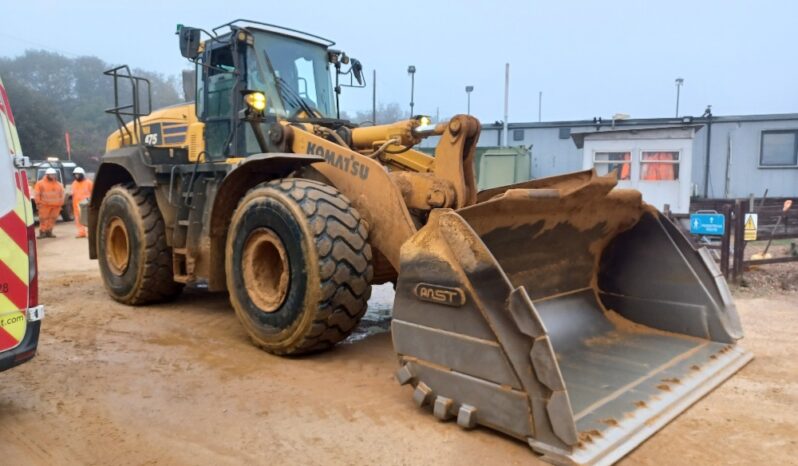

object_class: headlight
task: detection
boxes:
[244,92,267,112]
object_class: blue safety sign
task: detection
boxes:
[690,212,725,236]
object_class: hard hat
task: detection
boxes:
[73,167,85,175]
[45,168,57,175]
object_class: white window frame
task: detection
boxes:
[592,150,633,181]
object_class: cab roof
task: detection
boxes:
[212,19,335,48]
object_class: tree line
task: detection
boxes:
[341,102,410,126]
[0,50,182,170]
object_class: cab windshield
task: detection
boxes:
[248,30,335,119]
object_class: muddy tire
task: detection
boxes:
[97,184,183,304]
[226,178,373,355]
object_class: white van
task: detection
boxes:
[0,74,44,371]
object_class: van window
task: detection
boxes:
[37,168,63,183]
[62,165,75,184]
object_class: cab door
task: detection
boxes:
[197,43,242,158]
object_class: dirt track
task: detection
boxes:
[1,221,797,465]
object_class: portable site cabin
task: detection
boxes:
[480,113,798,205]
[573,126,701,214]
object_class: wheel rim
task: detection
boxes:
[242,228,290,313]
[105,217,130,275]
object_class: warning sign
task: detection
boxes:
[744,213,758,241]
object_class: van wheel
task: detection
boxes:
[61,200,74,221]
[97,184,183,304]
[226,179,373,355]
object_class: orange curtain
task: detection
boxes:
[619,152,631,180]
[641,152,676,180]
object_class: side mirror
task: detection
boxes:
[12,155,31,169]
[351,59,364,85]
[178,27,202,60]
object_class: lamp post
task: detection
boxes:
[675,77,684,117]
[538,91,542,122]
[465,85,474,115]
[408,65,416,117]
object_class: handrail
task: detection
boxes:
[103,65,152,147]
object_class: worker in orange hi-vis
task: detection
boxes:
[71,167,93,238]
[33,168,65,239]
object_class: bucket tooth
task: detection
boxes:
[395,364,414,385]
[413,382,433,407]
[456,405,477,429]
[433,396,454,421]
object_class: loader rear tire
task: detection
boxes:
[226,179,373,355]
[97,184,183,305]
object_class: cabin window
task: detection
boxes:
[760,130,798,167]
[593,151,631,180]
[640,151,680,181]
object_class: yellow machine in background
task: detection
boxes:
[90,20,751,466]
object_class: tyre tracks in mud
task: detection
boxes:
[1,223,796,465]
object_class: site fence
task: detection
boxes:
[667,196,798,283]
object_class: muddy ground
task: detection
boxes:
[736,240,798,296]
[1,221,796,465]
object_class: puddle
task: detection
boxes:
[346,284,395,343]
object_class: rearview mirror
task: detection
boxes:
[351,59,364,85]
[178,26,202,60]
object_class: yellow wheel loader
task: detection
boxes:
[88,20,751,465]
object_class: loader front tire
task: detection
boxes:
[97,184,183,304]
[226,179,373,355]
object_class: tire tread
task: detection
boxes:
[106,184,183,305]
[244,179,373,355]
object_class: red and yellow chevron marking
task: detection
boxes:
[0,163,32,351]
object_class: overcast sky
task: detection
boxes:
[2,0,796,122]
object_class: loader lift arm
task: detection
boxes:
[280,115,481,269]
